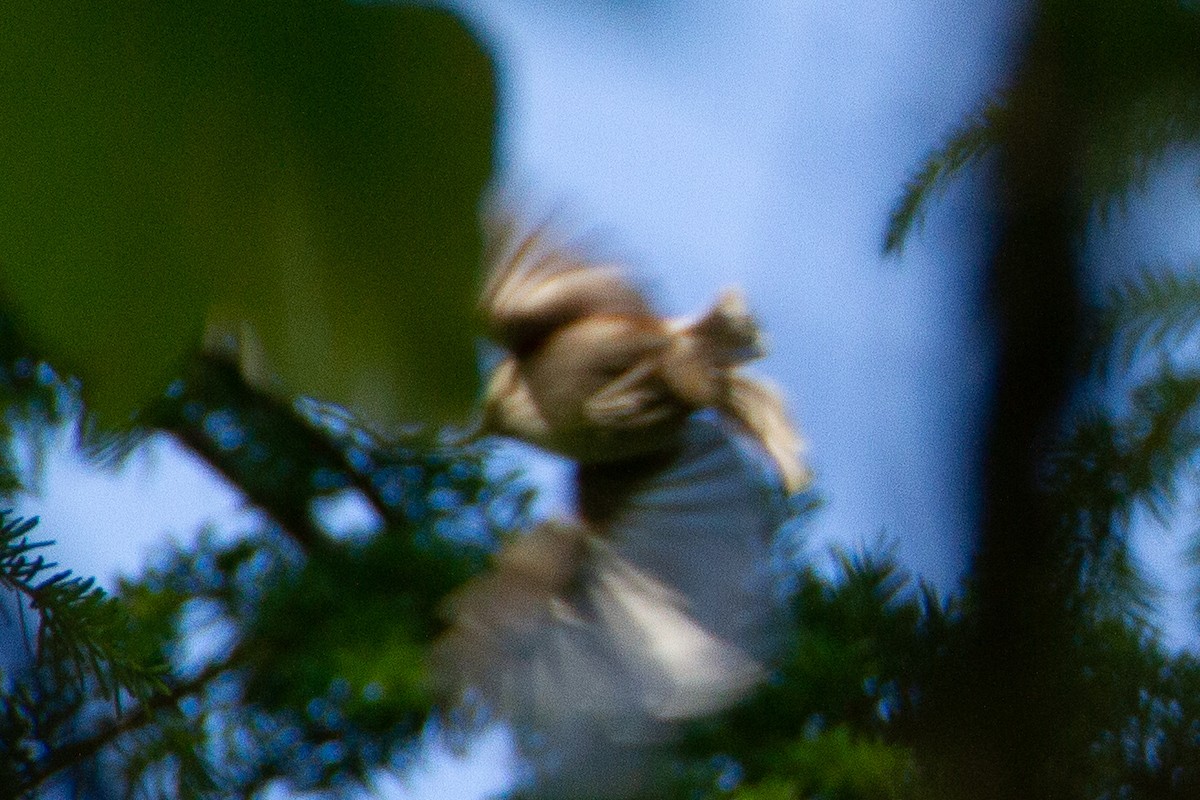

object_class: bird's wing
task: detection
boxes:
[583,538,766,721]
[579,415,787,648]
[431,520,593,710]
[434,418,791,797]
[481,220,654,353]
[582,355,679,429]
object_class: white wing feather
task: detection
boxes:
[435,417,787,797]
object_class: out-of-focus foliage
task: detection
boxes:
[0,310,80,494]
[884,103,1003,254]
[662,552,1200,800]
[9,0,1200,798]
[885,0,1200,635]
[1079,267,1200,617]
[0,2,495,430]
[877,1,1200,799]
[1092,268,1200,373]
[1048,367,1200,624]
[1,353,531,799]
[666,553,942,800]
[886,0,1200,253]
[6,369,1200,800]
[1077,618,1200,799]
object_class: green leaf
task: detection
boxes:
[0,2,495,429]
[775,726,915,800]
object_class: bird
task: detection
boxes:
[476,218,809,494]
[433,215,810,798]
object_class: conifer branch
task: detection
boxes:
[1090,267,1200,373]
[0,513,168,704]
[17,648,242,798]
[884,102,1004,254]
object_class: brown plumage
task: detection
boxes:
[433,217,811,798]
[478,221,810,493]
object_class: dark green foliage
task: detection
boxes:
[881,4,1200,794]
[0,515,168,706]
[668,552,948,800]
[7,343,1200,799]
[662,551,1200,800]
[0,512,170,798]
[0,511,167,699]
[886,0,1200,254]
[0,352,527,799]
[0,312,80,495]
[1047,369,1200,624]
[885,103,1003,254]
[1091,268,1200,374]
[1077,619,1200,799]
[1048,264,1200,623]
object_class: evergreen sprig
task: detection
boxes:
[886,1,1200,255]
[884,102,1003,255]
[0,511,168,706]
[1091,267,1200,373]
[669,551,947,800]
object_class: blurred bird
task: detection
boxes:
[477,220,809,494]
[433,217,810,798]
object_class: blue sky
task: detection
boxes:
[454,0,1018,589]
[18,0,1200,797]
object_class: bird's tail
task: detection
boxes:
[664,291,810,493]
[662,288,762,407]
[673,288,764,365]
[721,372,812,495]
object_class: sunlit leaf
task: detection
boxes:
[0,2,495,429]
